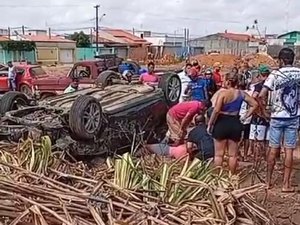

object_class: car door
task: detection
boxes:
[70,65,94,89]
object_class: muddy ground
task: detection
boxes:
[241,154,300,225]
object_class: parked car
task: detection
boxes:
[0,63,48,96]
[32,54,141,99]
[0,72,181,156]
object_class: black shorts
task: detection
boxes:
[212,114,243,142]
[243,124,251,140]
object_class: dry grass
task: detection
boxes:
[0,137,275,225]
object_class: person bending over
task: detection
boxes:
[186,114,214,161]
[146,114,214,161]
[166,101,208,146]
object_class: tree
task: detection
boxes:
[69,31,91,48]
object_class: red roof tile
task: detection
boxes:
[95,30,128,45]
[103,29,151,45]
[0,36,9,41]
[21,35,75,43]
[219,32,260,42]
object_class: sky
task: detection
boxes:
[0,0,297,37]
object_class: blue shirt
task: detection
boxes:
[119,63,133,74]
[188,78,207,101]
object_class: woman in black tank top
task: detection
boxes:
[207,72,258,174]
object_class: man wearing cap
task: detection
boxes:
[249,65,271,164]
[213,62,222,89]
[184,67,208,102]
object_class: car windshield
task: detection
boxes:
[30,67,47,77]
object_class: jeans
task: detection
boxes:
[269,117,299,149]
[8,78,16,91]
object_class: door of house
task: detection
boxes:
[60,49,74,64]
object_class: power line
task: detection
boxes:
[0,4,90,8]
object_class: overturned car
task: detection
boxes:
[0,72,181,156]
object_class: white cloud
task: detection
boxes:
[0,0,298,36]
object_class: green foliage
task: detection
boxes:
[69,31,91,48]
[0,40,36,52]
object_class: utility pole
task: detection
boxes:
[94,4,100,57]
[8,27,11,39]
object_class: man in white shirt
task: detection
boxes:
[7,61,16,91]
[259,48,300,192]
[178,63,192,102]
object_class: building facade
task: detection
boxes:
[277,31,300,46]
[189,33,260,56]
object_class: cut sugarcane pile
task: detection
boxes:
[0,137,275,225]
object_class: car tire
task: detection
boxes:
[20,84,33,97]
[69,95,103,141]
[158,73,182,106]
[122,60,141,74]
[0,91,29,115]
[95,70,120,88]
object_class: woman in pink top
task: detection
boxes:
[139,62,159,85]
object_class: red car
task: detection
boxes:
[0,63,48,96]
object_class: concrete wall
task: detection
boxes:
[34,42,76,65]
[267,45,300,61]
[0,49,36,63]
[128,46,148,61]
[189,35,257,56]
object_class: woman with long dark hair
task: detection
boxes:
[207,72,258,174]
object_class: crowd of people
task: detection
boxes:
[150,47,300,193]
[44,47,300,193]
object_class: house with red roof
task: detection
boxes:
[91,28,151,61]
[18,32,76,65]
[189,32,263,56]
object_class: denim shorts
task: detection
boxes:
[269,117,299,149]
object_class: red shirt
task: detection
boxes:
[213,71,222,86]
[139,73,158,84]
[169,101,204,121]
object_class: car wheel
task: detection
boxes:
[69,95,103,141]
[0,92,29,115]
[122,60,141,74]
[158,73,182,106]
[20,84,33,97]
[95,70,120,88]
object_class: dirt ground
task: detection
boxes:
[241,149,300,225]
